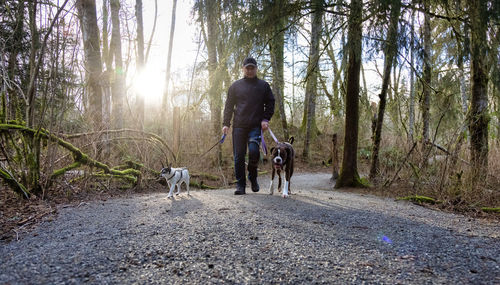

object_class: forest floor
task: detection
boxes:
[1,168,500,283]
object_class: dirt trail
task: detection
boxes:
[1,172,499,284]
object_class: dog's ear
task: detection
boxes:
[270,147,275,155]
[289,136,294,144]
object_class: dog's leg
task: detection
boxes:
[283,180,289,198]
[269,168,275,195]
[283,168,291,198]
[175,183,181,195]
[186,173,190,195]
[277,170,282,193]
[167,181,176,198]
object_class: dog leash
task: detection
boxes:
[261,127,279,156]
[200,133,227,158]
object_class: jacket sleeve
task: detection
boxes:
[223,84,235,127]
[263,82,275,122]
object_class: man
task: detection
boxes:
[222,57,275,195]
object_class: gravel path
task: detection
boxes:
[1,172,499,284]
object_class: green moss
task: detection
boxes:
[51,161,81,179]
[190,180,217,189]
[481,207,500,213]
[397,195,437,204]
[192,172,220,181]
[0,168,30,198]
[334,170,370,188]
[93,173,137,184]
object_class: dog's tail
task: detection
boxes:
[288,136,295,144]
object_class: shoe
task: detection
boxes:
[234,187,246,195]
[249,176,259,192]
[251,183,260,192]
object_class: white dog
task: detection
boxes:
[160,166,190,198]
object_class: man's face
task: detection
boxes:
[243,65,257,78]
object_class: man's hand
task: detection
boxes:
[261,121,269,131]
[222,126,229,135]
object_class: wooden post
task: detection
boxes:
[331,133,339,180]
[173,106,180,158]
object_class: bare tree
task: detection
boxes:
[76,0,103,131]
[335,0,363,188]
[422,0,431,144]
[136,0,145,130]
[161,0,177,134]
[269,0,289,141]
[467,0,489,175]
[302,0,323,160]
[369,0,401,179]
[408,7,415,143]
[205,0,223,164]
[110,0,124,129]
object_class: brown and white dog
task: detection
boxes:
[268,137,295,198]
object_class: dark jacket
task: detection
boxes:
[223,77,275,129]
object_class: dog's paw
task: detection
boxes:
[167,195,173,199]
[282,188,289,198]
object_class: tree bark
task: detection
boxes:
[206,0,222,164]
[161,0,177,134]
[369,0,401,179]
[467,0,489,174]
[270,0,289,141]
[335,0,363,188]
[136,0,145,130]
[7,0,25,120]
[110,0,124,129]
[422,0,431,144]
[408,7,415,143]
[76,0,103,131]
[303,0,323,160]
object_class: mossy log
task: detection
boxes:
[190,180,218,189]
[0,124,142,190]
[191,172,220,181]
[0,167,29,198]
[481,207,500,213]
[93,173,137,184]
[397,195,437,204]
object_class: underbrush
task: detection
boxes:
[370,139,500,215]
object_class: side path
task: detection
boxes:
[1,173,499,284]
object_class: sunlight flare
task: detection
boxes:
[132,67,165,104]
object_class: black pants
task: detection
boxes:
[232,127,261,188]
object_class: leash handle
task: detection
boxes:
[261,130,267,156]
[220,133,226,144]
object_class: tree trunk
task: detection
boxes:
[335,0,363,188]
[206,0,222,165]
[369,0,401,179]
[270,0,289,141]
[422,0,431,144]
[467,0,489,174]
[161,0,177,135]
[302,0,323,160]
[408,7,415,143]
[101,0,112,133]
[7,0,25,121]
[77,0,103,131]
[136,0,145,130]
[110,0,124,130]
